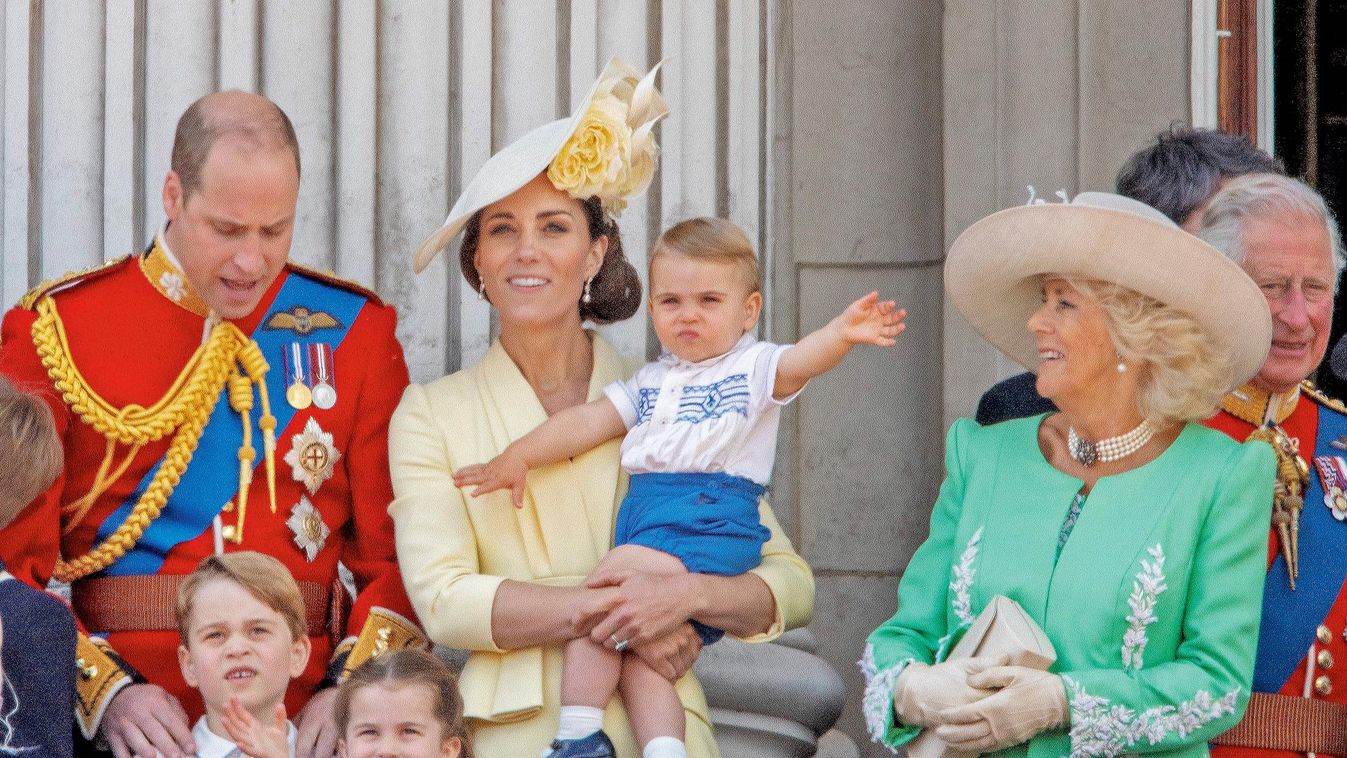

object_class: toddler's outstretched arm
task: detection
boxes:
[453,398,627,508]
[774,291,905,398]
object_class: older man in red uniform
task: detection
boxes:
[0,91,423,757]
[1201,174,1347,758]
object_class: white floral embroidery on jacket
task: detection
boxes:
[950,528,983,626]
[1063,676,1238,758]
[1121,544,1167,670]
[857,642,910,753]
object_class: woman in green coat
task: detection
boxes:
[862,192,1277,757]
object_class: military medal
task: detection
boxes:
[1315,456,1347,521]
[284,342,312,410]
[310,343,337,410]
[286,496,330,562]
[284,418,341,495]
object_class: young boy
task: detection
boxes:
[0,377,71,756]
[455,217,905,758]
[176,551,312,758]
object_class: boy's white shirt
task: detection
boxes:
[187,715,297,758]
[603,333,805,484]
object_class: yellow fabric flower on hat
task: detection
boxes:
[548,59,668,216]
[549,95,633,209]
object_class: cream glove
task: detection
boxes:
[933,666,1068,753]
[891,655,1008,728]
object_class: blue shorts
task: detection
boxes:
[614,472,770,644]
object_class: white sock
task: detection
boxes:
[643,736,688,758]
[555,705,605,740]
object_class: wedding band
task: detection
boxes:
[611,636,629,652]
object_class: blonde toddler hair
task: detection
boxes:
[652,217,761,293]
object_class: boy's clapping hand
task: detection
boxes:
[221,697,290,758]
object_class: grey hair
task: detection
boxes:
[1115,125,1283,224]
[1197,173,1345,292]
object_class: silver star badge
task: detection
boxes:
[286,496,330,562]
[284,418,341,495]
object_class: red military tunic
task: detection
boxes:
[0,240,424,738]
[1208,382,1347,758]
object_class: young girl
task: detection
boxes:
[222,648,470,758]
[336,649,471,758]
[454,216,905,758]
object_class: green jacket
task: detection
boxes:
[863,416,1275,758]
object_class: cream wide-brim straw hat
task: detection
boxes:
[945,191,1272,390]
[412,58,667,273]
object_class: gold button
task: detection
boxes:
[221,525,237,541]
[1319,625,1333,645]
[222,501,235,512]
[1316,675,1333,696]
[1320,650,1336,669]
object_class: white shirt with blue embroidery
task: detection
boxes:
[603,333,803,485]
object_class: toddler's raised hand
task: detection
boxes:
[837,291,906,346]
[221,697,290,758]
[453,452,529,508]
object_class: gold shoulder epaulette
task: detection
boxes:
[287,262,385,307]
[341,607,429,678]
[17,256,132,310]
[1302,380,1347,415]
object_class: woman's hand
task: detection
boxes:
[934,666,1067,752]
[567,585,625,639]
[629,623,703,681]
[584,569,701,649]
[892,656,1007,728]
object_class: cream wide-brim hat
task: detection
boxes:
[412,58,665,273]
[945,191,1271,389]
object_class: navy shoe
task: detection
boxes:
[543,730,617,758]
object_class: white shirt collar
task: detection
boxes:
[658,331,756,368]
[190,715,297,758]
[155,223,186,274]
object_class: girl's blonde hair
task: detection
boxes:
[1063,276,1234,425]
[334,648,473,758]
[651,217,761,293]
[0,378,62,529]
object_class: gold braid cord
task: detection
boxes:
[1246,423,1310,589]
[32,296,274,582]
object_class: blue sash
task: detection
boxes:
[1253,403,1347,691]
[92,273,366,576]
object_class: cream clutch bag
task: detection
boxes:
[906,595,1057,758]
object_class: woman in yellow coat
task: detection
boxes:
[389,59,814,758]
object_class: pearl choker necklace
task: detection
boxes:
[1067,420,1155,467]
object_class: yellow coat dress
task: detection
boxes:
[389,334,815,758]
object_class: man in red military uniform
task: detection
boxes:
[1198,174,1347,758]
[0,91,423,757]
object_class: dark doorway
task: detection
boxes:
[1274,0,1347,396]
